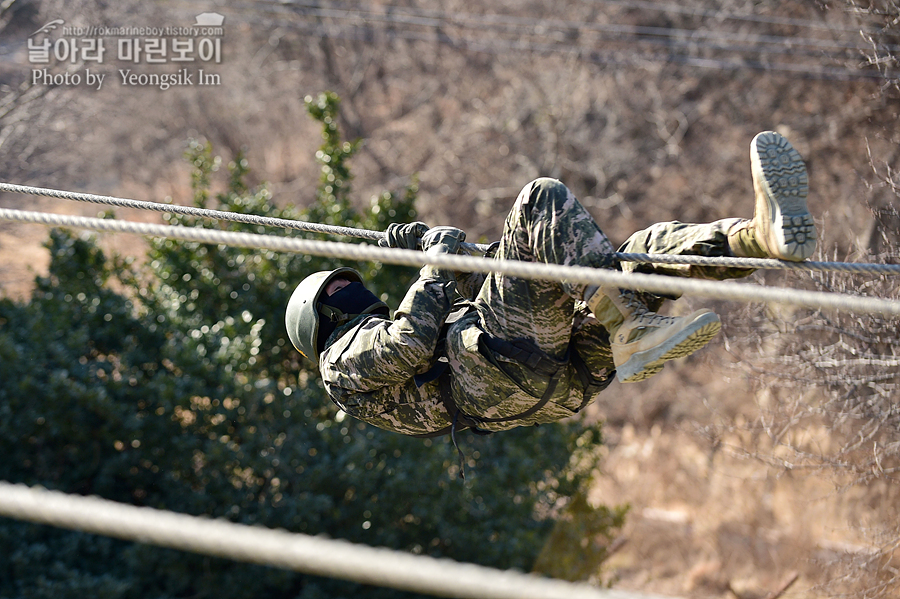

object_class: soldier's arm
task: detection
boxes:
[319,263,457,391]
[451,241,498,300]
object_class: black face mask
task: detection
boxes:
[316,282,389,353]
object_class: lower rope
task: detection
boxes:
[0,481,660,599]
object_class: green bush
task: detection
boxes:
[0,91,616,598]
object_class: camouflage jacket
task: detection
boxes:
[319,263,460,436]
[319,264,614,436]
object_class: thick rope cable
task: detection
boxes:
[614,252,900,275]
[0,482,668,599]
[2,181,897,275]
[2,207,899,317]
[0,182,493,254]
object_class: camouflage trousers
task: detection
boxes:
[445,177,753,431]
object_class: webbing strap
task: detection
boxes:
[481,335,562,377]
[460,332,567,426]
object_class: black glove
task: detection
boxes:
[379,222,430,250]
[421,226,466,254]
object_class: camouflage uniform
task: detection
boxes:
[320,178,755,436]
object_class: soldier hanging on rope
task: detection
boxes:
[285,131,816,441]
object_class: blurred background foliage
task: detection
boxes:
[0,91,621,598]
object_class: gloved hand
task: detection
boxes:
[379,222,430,250]
[421,226,466,255]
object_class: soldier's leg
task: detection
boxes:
[619,131,815,285]
[584,131,814,382]
[474,177,619,359]
[619,217,754,283]
[571,302,615,376]
[735,131,815,261]
[474,178,719,386]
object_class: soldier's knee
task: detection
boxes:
[506,178,577,233]
[529,177,568,198]
[518,177,571,213]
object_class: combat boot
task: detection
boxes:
[728,131,816,261]
[587,287,721,383]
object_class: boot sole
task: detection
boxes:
[750,131,816,261]
[616,313,722,383]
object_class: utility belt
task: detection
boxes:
[468,330,617,425]
[480,335,562,378]
[411,325,615,479]
[415,327,614,434]
[407,331,564,439]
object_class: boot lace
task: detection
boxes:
[619,290,678,329]
[631,310,678,329]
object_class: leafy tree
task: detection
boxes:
[0,91,617,598]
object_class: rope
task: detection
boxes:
[2,207,899,317]
[0,182,493,254]
[2,181,897,275]
[0,482,667,599]
[614,253,900,275]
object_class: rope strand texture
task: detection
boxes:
[0,482,667,599]
[0,182,493,254]
[2,207,899,317]
[614,252,900,275]
[2,181,896,274]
